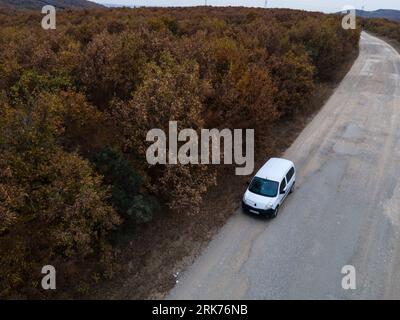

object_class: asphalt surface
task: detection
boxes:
[167,32,400,300]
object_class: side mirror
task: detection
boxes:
[281,187,287,194]
[246,180,250,186]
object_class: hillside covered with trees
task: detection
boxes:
[0,7,360,298]
[0,0,103,10]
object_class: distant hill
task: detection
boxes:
[355,9,400,21]
[0,0,104,10]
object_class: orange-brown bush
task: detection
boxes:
[0,7,360,298]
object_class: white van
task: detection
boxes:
[242,157,295,218]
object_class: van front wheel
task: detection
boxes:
[272,206,279,218]
[290,182,295,194]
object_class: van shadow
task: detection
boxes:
[240,208,275,222]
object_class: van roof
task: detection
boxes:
[255,158,294,182]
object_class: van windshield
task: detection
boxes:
[248,177,279,198]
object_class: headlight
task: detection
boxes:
[264,202,273,209]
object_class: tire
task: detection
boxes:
[290,181,295,194]
[272,206,279,218]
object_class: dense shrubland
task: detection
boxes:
[0,7,360,298]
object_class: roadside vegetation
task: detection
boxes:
[362,17,400,51]
[0,7,360,298]
[362,17,400,41]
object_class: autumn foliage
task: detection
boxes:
[362,17,400,43]
[0,7,360,297]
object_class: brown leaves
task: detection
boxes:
[270,50,316,117]
[111,53,205,155]
[0,142,121,297]
[110,53,215,215]
[40,150,121,255]
[0,95,119,297]
[80,31,147,107]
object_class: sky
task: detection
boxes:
[92,0,400,13]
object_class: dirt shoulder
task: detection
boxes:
[88,49,359,300]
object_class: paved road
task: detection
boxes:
[167,32,400,299]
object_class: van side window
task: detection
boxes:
[280,178,286,193]
[286,167,295,182]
